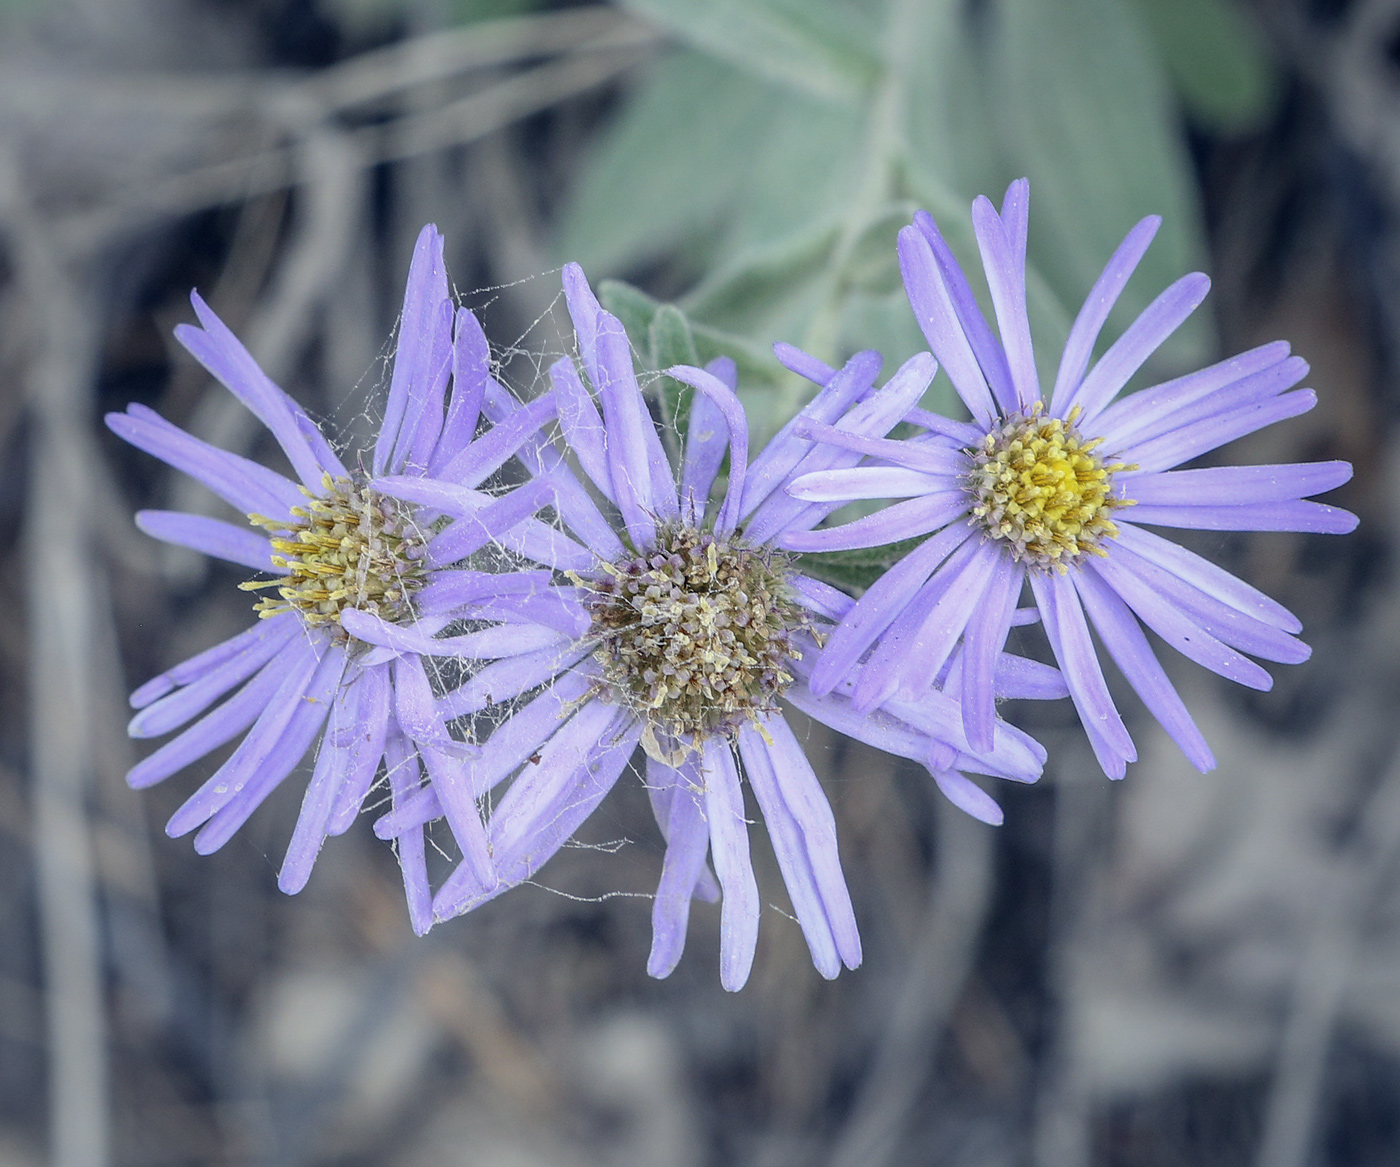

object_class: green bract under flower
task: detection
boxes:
[581,524,810,745]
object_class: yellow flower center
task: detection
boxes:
[967,405,1133,570]
[241,474,427,638]
[581,525,810,747]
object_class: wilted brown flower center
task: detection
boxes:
[583,524,808,745]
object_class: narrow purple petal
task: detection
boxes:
[1000,179,1030,271]
[789,574,854,620]
[647,759,711,979]
[326,664,392,836]
[1114,521,1301,633]
[278,696,352,894]
[400,300,455,473]
[129,618,295,738]
[438,644,586,722]
[701,740,759,992]
[680,386,729,524]
[905,407,986,445]
[787,466,952,502]
[384,731,434,935]
[549,356,616,503]
[992,653,1067,700]
[960,556,1022,752]
[740,351,882,517]
[914,209,1019,414]
[375,224,449,476]
[664,364,748,535]
[786,418,965,475]
[340,608,569,660]
[1124,499,1358,534]
[1049,216,1161,414]
[432,392,559,489]
[740,715,861,974]
[414,570,554,618]
[1028,572,1135,778]
[130,615,298,709]
[898,225,997,425]
[932,770,1003,826]
[428,308,489,475]
[1091,342,1298,450]
[1066,272,1212,423]
[1092,553,1273,690]
[1127,461,1352,507]
[178,293,338,488]
[135,510,273,572]
[593,312,671,543]
[1074,566,1215,772]
[106,406,301,521]
[970,195,1039,411]
[1118,389,1317,474]
[773,342,835,385]
[807,521,974,695]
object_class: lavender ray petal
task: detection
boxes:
[127,640,311,789]
[340,607,570,660]
[647,760,710,979]
[414,570,554,617]
[187,643,346,852]
[905,407,986,445]
[327,664,392,835]
[960,556,1022,752]
[470,589,590,637]
[1124,499,1357,534]
[806,521,974,694]
[898,225,997,424]
[1028,571,1136,778]
[1075,566,1215,772]
[278,700,351,893]
[179,293,337,487]
[1092,342,1298,450]
[680,384,729,524]
[542,460,625,560]
[741,716,861,973]
[1127,461,1353,507]
[664,364,749,535]
[594,312,668,543]
[401,300,455,473]
[384,731,433,934]
[789,574,854,620]
[1091,553,1273,690]
[740,350,882,518]
[106,406,301,520]
[970,196,1039,411]
[429,308,489,475]
[993,653,1068,700]
[880,687,1047,783]
[914,209,1017,414]
[549,356,616,503]
[130,615,298,709]
[486,699,623,856]
[1118,390,1317,474]
[701,740,760,992]
[433,391,559,488]
[787,466,953,502]
[135,510,273,572]
[375,224,448,476]
[1049,216,1161,413]
[1069,272,1212,423]
[787,418,966,475]
[129,618,295,738]
[562,262,603,384]
[933,770,1004,825]
[1099,545,1309,664]
[773,342,836,385]
[1114,521,1301,632]
[1000,179,1030,268]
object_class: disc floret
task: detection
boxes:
[242,473,427,637]
[967,404,1134,570]
[582,525,810,742]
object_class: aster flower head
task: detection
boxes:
[372,262,1055,990]
[786,181,1358,779]
[107,225,556,932]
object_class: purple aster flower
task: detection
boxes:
[107,225,558,932]
[785,181,1358,779]
[365,263,1056,990]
